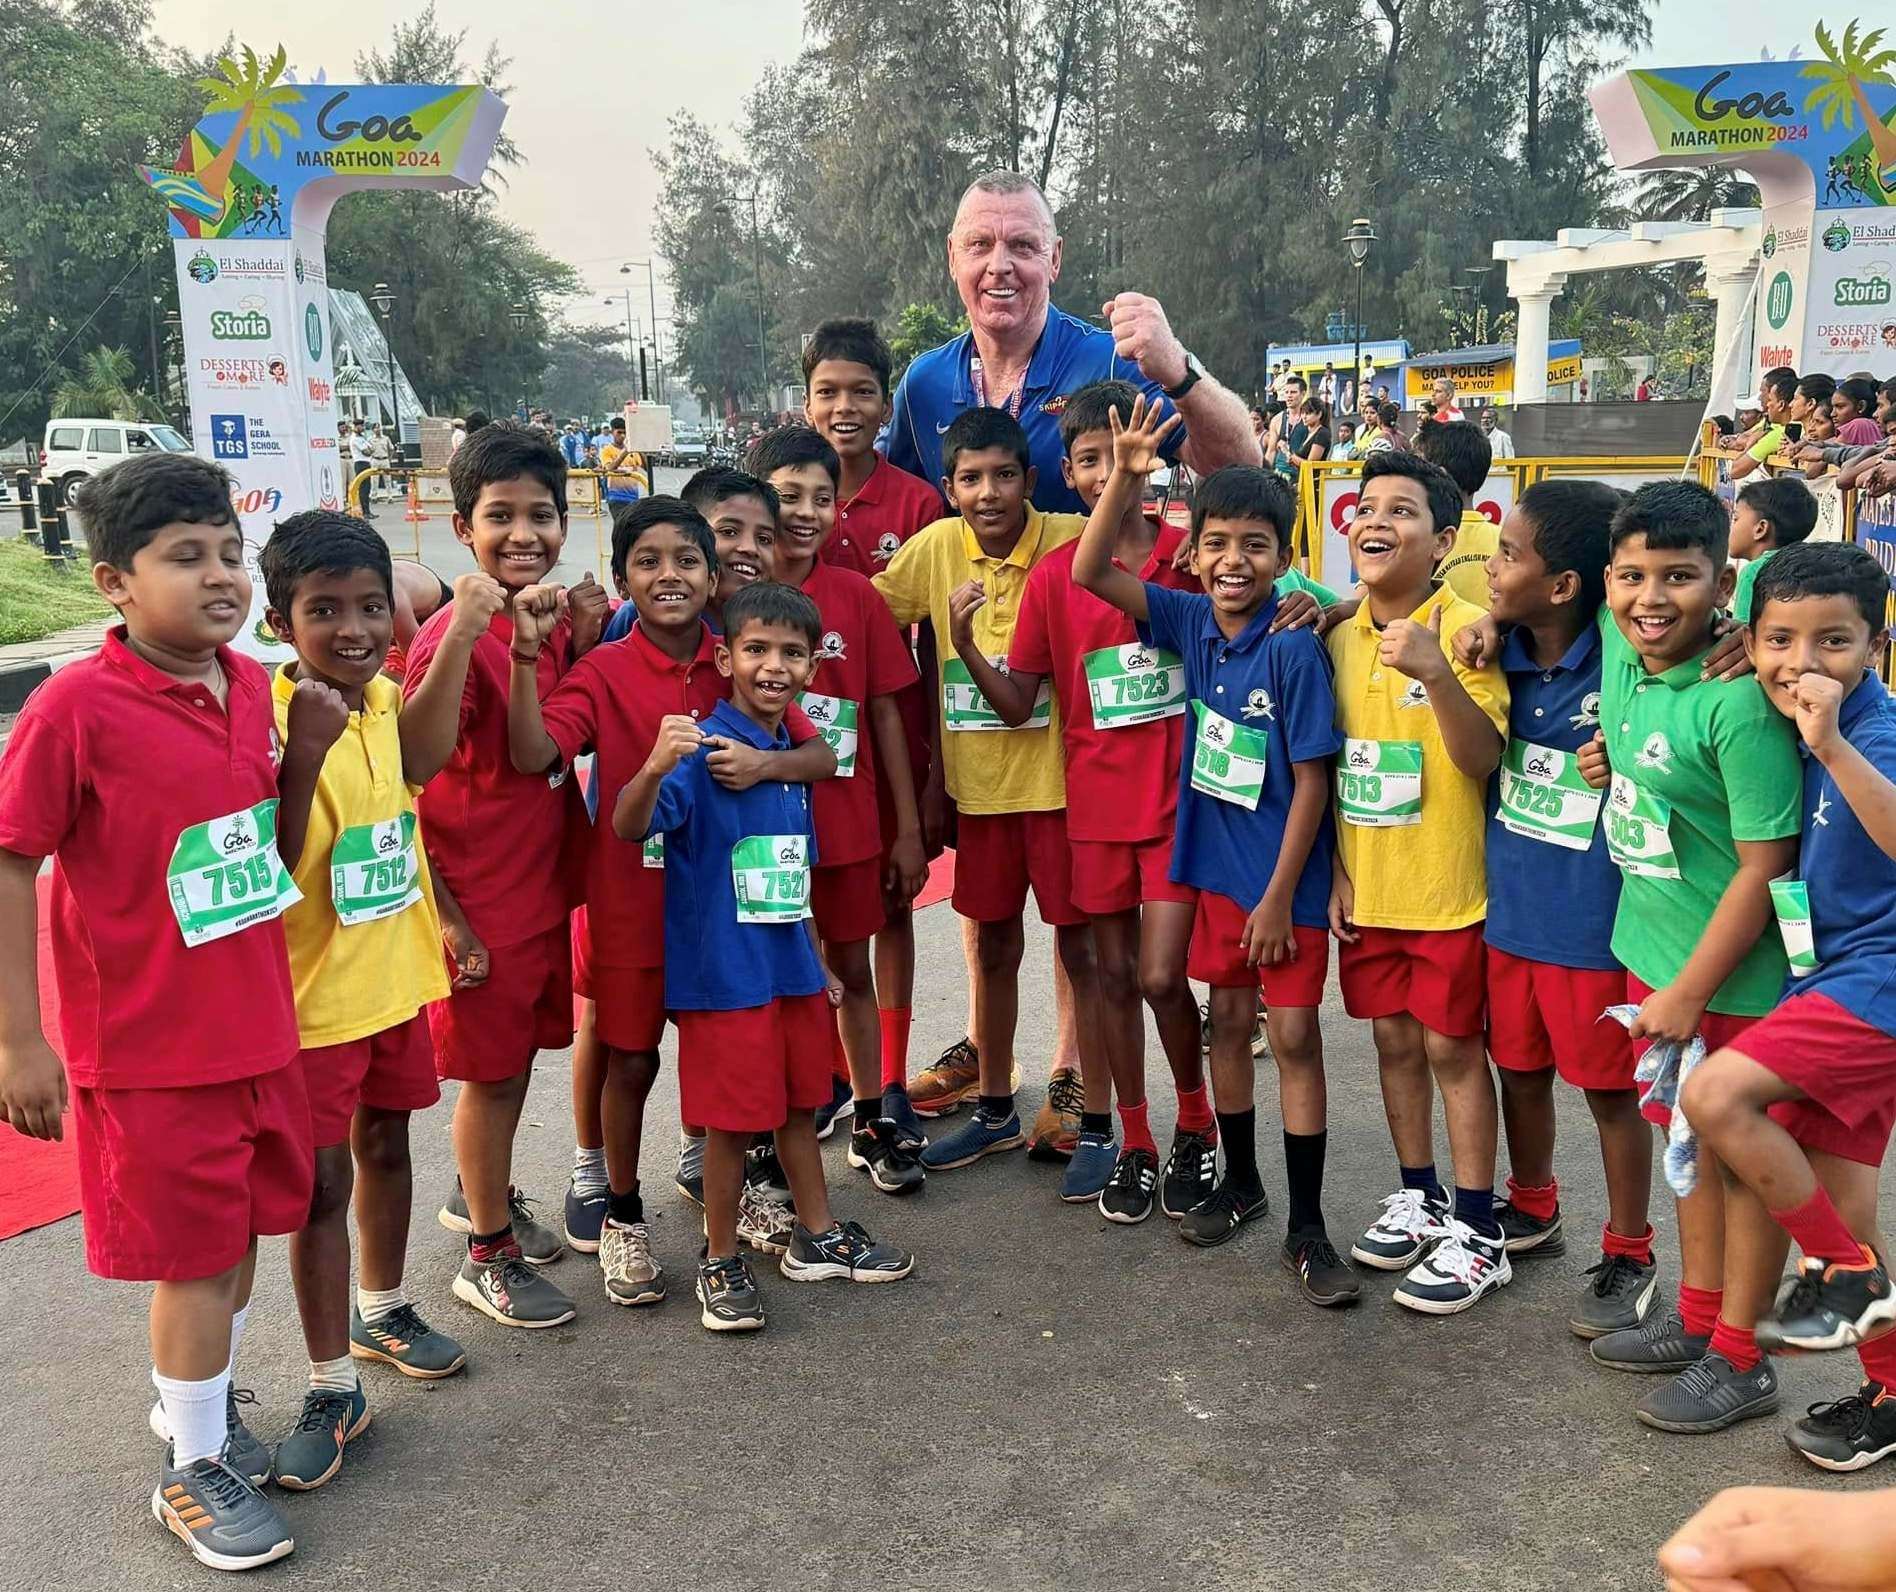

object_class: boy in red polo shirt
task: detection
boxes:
[509,496,836,1298]
[401,423,608,1331]
[0,452,343,1570]
[802,319,945,1111]
[749,426,928,1187]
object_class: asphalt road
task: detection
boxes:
[3,895,1891,1591]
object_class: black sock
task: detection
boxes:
[1080,1110,1111,1138]
[1284,1130,1327,1237]
[607,1184,644,1227]
[469,1223,512,1255]
[1400,1162,1446,1204]
[853,1098,879,1127]
[977,1093,1013,1121]
[1215,1109,1260,1193]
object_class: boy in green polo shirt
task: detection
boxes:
[1729,476,1818,624]
[1575,480,1802,1435]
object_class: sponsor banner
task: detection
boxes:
[1859,489,1896,594]
[1805,205,1896,375]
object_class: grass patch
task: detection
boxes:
[0,536,110,645]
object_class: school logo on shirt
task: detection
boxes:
[1813,790,1832,828]
[1635,731,1673,773]
[1571,691,1601,730]
[1398,678,1430,709]
[818,630,847,661]
[267,726,283,767]
[874,532,902,562]
[1242,688,1276,721]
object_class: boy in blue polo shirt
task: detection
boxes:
[1073,397,1353,1301]
[614,581,913,1332]
[1683,543,1896,1469]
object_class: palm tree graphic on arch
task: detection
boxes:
[138,45,303,226]
[1802,22,1896,196]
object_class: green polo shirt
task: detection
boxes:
[1732,547,1779,625]
[1598,611,1801,1014]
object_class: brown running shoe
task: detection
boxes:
[1028,1067,1084,1161]
[909,1037,980,1118]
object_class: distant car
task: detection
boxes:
[669,426,708,466]
[43,418,192,505]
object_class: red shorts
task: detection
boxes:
[430,921,573,1084]
[813,856,887,945]
[1485,947,1635,1091]
[1338,923,1487,1038]
[1069,833,1196,916]
[571,909,668,1053]
[1626,974,1759,1129]
[299,1012,439,1145]
[1728,992,1896,1168]
[71,1064,314,1282]
[952,810,1083,926]
[1187,893,1330,1004]
[674,992,837,1133]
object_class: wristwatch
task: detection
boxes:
[1164,351,1205,401]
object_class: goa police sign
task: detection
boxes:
[139,45,504,656]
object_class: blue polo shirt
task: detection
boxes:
[1139,582,1340,923]
[643,699,825,1012]
[883,305,1183,514]
[1484,625,1621,971]
[1785,673,1896,1038]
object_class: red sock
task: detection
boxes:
[1679,1284,1723,1339]
[1858,1330,1896,1388]
[1602,1222,1656,1265]
[1708,1317,1762,1373]
[1118,1100,1156,1156]
[1770,1186,1867,1268]
[1506,1174,1559,1222]
[878,1007,912,1091]
[1175,1083,1215,1137]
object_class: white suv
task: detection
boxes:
[42,418,193,505]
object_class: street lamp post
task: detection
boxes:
[718,193,769,412]
[605,293,641,386]
[508,304,529,417]
[622,260,664,402]
[368,281,398,469]
[1342,218,1377,415]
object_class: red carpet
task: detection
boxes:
[0,875,80,1241]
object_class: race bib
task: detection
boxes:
[1769,878,1820,975]
[1336,738,1423,827]
[1496,739,1605,852]
[642,833,665,870]
[731,834,811,924]
[166,799,302,948]
[329,812,423,927]
[1085,643,1186,729]
[942,656,1050,732]
[1604,772,1682,879]
[1189,701,1267,809]
[798,690,859,777]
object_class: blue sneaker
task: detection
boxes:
[563,1179,607,1253]
[881,1083,927,1154]
[815,1075,855,1141]
[920,1108,1025,1169]
[1060,1133,1118,1202]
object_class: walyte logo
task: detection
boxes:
[307,377,332,406]
[1836,269,1892,309]
[1759,343,1794,367]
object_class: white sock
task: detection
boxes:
[678,1134,704,1175]
[572,1143,608,1196]
[227,1304,249,1377]
[355,1284,407,1324]
[153,1365,229,1467]
[309,1355,359,1394]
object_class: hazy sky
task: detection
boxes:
[149,1,1818,346]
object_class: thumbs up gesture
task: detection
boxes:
[1377,602,1450,685]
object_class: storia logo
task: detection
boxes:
[210,309,271,340]
[1836,271,1892,309]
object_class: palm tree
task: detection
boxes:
[193,45,304,215]
[51,348,162,421]
[1631,167,1759,222]
[1802,22,1896,189]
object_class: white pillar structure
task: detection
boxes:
[1705,253,1761,390]
[1511,277,1566,405]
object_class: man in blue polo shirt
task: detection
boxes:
[1473,481,1655,1342]
[883,171,1260,513]
[612,582,912,1335]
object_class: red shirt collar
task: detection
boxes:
[629,617,718,674]
[843,455,893,513]
[100,624,250,699]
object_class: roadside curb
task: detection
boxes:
[0,645,96,714]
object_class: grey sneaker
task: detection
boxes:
[1589,1307,1709,1374]
[780,1219,915,1283]
[273,1385,370,1491]
[149,1387,271,1486]
[451,1250,577,1329]
[1570,1252,1660,1341]
[1496,1199,1567,1257]
[349,1302,468,1379]
[697,1254,765,1331]
[437,1181,565,1266]
[735,1183,796,1255]
[152,1450,294,1570]
[599,1220,666,1306]
[1636,1352,1780,1434]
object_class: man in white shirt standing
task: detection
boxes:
[1481,406,1515,458]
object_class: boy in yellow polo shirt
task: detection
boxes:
[1327,451,1512,1314]
[874,408,1105,1180]
[1416,419,1498,609]
[258,512,465,1491]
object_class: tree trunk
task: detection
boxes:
[1852,76,1896,174]
[1372,0,1403,130]
[1036,0,1084,191]
[1523,0,1544,181]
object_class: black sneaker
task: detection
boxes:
[1180,1179,1269,1248]
[451,1250,577,1328]
[1282,1233,1362,1307]
[1496,1199,1567,1257]
[152,1450,294,1571]
[1757,1249,1896,1355]
[815,1074,854,1141]
[675,1146,705,1208]
[780,1219,915,1283]
[563,1179,608,1253]
[847,1118,926,1195]
[1159,1128,1218,1219]
[1099,1148,1159,1225]
[1636,1351,1780,1434]
[1789,1382,1896,1472]
[745,1141,792,1203]
[880,1084,928,1154]
[1589,1307,1709,1373]
[273,1385,370,1492]
[697,1254,765,1332]
[1570,1252,1660,1341]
